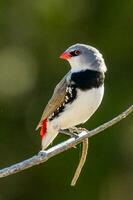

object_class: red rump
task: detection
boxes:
[40,119,47,139]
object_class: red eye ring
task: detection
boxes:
[74,50,81,55]
[70,50,81,57]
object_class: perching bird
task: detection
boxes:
[36,43,107,150]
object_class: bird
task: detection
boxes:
[36,43,107,150]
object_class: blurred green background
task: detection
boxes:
[0,0,133,199]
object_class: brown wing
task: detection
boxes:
[36,71,71,130]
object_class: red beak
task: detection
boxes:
[60,52,71,60]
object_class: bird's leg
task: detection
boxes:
[60,128,79,149]
[69,126,79,134]
[60,128,79,139]
[68,127,79,138]
[69,126,89,134]
[69,126,88,135]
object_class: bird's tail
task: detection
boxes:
[41,121,58,150]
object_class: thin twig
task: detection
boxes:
[0,105,132,185]
[61,127,89,185]
[71,138,89,186]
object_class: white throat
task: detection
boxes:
[71,66,91,73]
[68,58,93,73]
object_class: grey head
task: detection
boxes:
[60,43,107,73]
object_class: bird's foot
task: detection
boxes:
[60,129,79,139]
[69,126,88,134]
[68,127,79,138]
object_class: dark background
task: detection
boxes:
[0,0,133,199]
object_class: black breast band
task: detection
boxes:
[71,69,104,90]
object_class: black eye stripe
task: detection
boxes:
[70,50,81,57]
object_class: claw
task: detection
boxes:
[69,127,80,134]
[68,130,79,139]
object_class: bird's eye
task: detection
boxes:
[70,50,81,57]
[74,50,81,55]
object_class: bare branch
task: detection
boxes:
[0,105,132,184]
